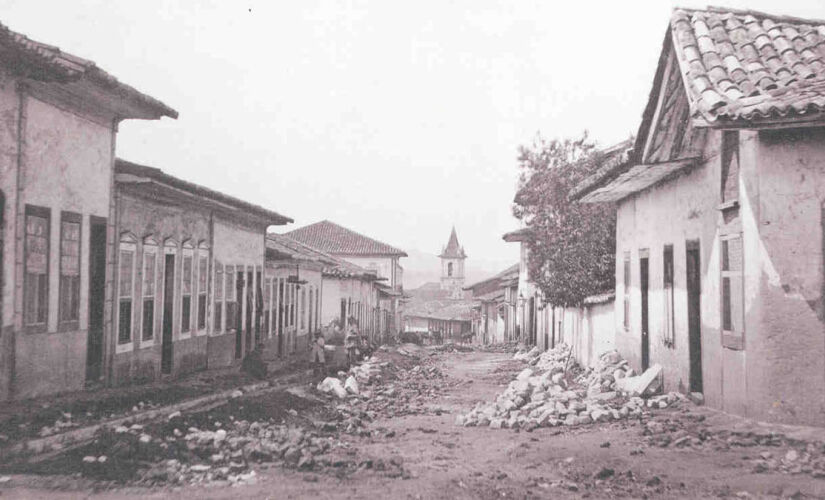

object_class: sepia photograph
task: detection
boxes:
[0,0,824,498]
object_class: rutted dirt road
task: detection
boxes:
[2,349,825,499]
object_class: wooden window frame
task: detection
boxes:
[24,205,50,333]
[140,237,158,346]
[213,260,224,335]
[180,243,194,337]
[264,277,272,338]
[116,233,137,353]
[225,264,237,333]
[720,233,745,350]
[58,211,82,331]
[300,286,306,330]
[196,246,208,335]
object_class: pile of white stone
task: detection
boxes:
[316,356,393,399]
[577,350,636,397]
[457,344,683,430]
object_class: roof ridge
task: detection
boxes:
[675,5,825,26]
[285,220,407,256]
[116,158,292,224]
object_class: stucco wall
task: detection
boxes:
[266,264,322,355]
[614,131,726,406]
[12,93,114,399]
[114,191,211,384]
[558,301,616,368]
[0,74,20,398]
[748,128,825,424]
[343,256,398,289]
[212,217,266,363]
[613,127,825,425]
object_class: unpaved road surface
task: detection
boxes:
[2,350,824,499]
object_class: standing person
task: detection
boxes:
[345,318,359,366]
[310,331,326,379]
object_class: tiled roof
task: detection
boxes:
[266,233,379,281]
[670,6,825,126]
[439,227,466,258]
[0,21,177,120]
[404,298,475,322]
[568,139,634,201]
[463,263,519,295]
[284,220,407,257]
[116,159,292,226]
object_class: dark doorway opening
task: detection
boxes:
[161,253,175,375]
[640,254,650,372]
[235,270,244,359]
[86,218,106,382]
[686,241,703,393]
[277,281,284,357]
[245,270,253,354]
[254,270,262,348]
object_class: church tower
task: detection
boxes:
[440,227,466,298]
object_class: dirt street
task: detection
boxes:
[2,349,825,499]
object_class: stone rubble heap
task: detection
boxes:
[316,348,450,426]
[81,412,343,486]
[457,344,682,430]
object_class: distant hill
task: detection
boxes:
[401,248,517,290]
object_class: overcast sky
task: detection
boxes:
[3,0,824,269]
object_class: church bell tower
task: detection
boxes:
[440,227,466,298]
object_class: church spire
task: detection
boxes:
[440,226,466,259]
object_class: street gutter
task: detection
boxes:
[0,370,312,466]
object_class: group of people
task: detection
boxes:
[310,317,373,378]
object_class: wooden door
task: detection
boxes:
[640,256,650,371]
[86,219,106,382]
[161,253,175,374]
[686,241,703,392]
[235,270,244,359]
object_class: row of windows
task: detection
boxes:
[22,208,362,350]
[117,236,211,346]
[621,236,743,348]
[24,207,82,330]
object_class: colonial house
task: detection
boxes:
[113,160,291,385]
[0,22,177,400]
[284,220,407,336]
[502,228,541,348]
[571,6,825,425]
[266,233,389,350]
[465,264,519,345]
[265,233,324,358]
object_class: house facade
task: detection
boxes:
[0,23,177,400]
[265,234,324,358]
[284,220,407,337]
[266,233,388,351]
[572,7,825,425]
[465,264,519,345]
[112,160,290,385]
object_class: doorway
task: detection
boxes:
[85,218,106,382]
[640,254,650,372]
[686,241,703,393]
[235,270,244,359]
[245,270,253,354]
[254,270,262,347]
[161,253,175,374]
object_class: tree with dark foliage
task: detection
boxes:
[512,133,617,307]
